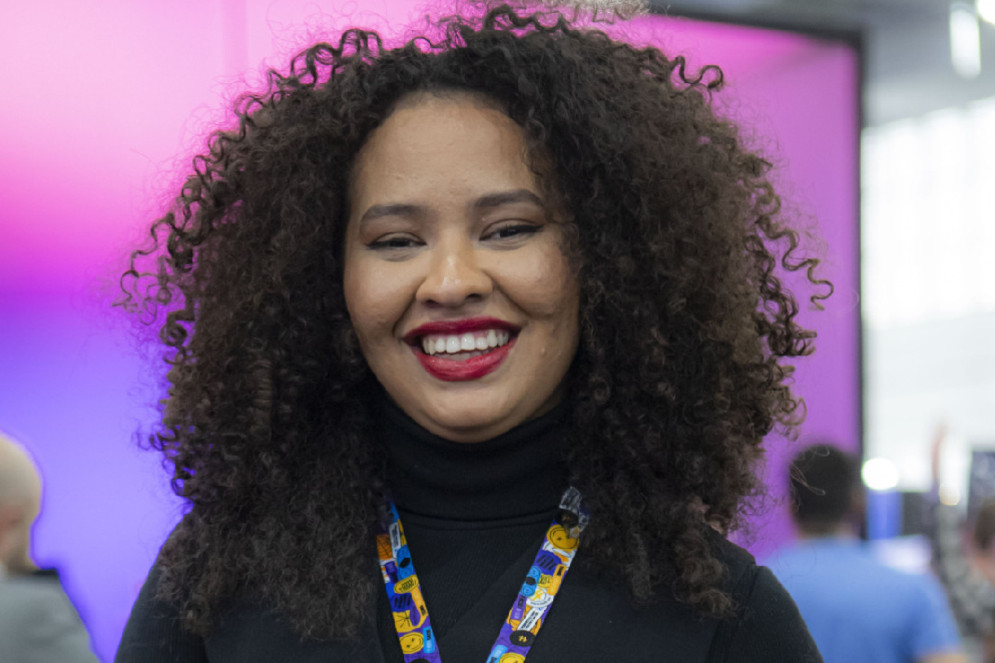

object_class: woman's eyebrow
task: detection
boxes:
[473,189,545,211]
[357,203,425,225]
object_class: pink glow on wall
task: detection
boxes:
[0,2,859,660]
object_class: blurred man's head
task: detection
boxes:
[0,432,42,574]
[789,444,863,538]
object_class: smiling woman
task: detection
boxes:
[344,92,580,442]
[114,4,828,662]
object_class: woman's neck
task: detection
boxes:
[376,398,570,521]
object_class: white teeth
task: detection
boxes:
[418,329,513,357]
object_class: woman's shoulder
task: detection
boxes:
[705,531,824,663]
[117,560,384,663]
[707,529,760,589]
[115,562,209,663]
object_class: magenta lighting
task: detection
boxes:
[0,2,859,660]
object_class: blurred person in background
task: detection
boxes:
[768,443,965,663]
[0,431,98,663]
[929,425,995,662]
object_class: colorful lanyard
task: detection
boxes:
[376,487,589,663]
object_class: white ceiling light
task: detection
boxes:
[978,0,995,24]
[862,457,900,492]
[951,3,982,78]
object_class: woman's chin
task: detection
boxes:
[409,400,522,443]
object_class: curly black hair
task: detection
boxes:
[119,3,830,639]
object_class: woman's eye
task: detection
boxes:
[484,224,541,241]
[368,236,421,250]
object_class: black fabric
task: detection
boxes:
[377,397,570,522]
[376,398,569,661]
[116,404,823,663]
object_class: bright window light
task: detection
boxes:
[979,0,995,24]
[951,3,982,78]
[862,99,995,328]
[862,458,900,491]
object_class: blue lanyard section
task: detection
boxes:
[376,487,589,663]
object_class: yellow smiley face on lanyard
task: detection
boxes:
[547,525,578,551]
[399,631,424,654]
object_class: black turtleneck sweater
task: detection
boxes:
[116,403,822,663]
[375,399,572,662]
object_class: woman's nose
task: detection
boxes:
[415,239,493,307]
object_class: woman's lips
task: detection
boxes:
[402,316,519,342]
[411,337,516,381]
[411,337,517,382]
[403,317,519,382]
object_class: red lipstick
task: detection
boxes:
[404,317,519,382]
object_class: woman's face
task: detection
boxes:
[343,93,580,442]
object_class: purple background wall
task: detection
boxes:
[0,2,859,660]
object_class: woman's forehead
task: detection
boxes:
[349,95,538,209]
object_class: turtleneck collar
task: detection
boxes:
[375,398,570,522]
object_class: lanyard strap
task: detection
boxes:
[376,487,589,663]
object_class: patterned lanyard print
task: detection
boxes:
[376,487,589,663]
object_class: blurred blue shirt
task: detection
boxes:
[767,538,961,663]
